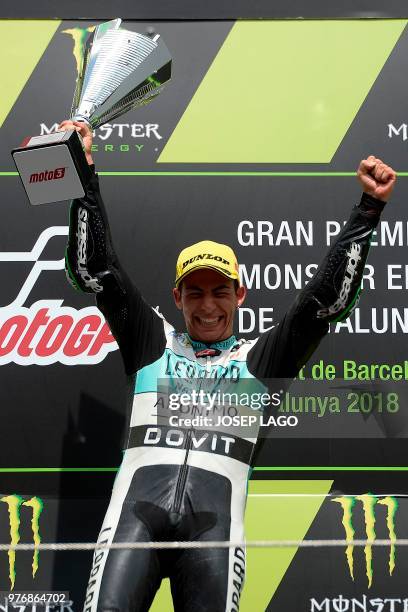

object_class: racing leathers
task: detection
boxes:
[65,168,385,612]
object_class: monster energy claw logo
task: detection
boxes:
[0,495,44,590]
[333,493,398,588]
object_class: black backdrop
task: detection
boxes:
[1,11,408,612]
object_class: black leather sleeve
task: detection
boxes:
[65,167,166,374]
[247,193,386,380]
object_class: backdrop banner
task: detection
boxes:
[1,19,408,611]
[1,2,408,20]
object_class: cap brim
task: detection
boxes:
[175,264,240,288]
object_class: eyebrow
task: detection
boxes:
[185,284,231,292]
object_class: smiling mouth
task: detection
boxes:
[196,316,222,328]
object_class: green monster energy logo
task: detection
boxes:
[0,495,44,590]
[62,26,95,77]
[332,493,398,588]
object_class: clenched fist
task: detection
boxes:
[58,120,94,166]
[357,156,396,202]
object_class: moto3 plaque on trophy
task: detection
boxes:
[12,18,172,205]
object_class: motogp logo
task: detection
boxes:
[0,226,117,366]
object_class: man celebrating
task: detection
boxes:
[61,120,396,611]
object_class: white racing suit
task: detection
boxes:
[65,168,385,611]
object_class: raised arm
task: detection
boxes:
[61,120,166,374]
[247,156,397,380]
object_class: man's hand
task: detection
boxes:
[357,156,396,202]
[58,120,94,166]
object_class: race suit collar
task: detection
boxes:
[187,334,237,352]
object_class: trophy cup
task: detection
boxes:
[11,18,172,205]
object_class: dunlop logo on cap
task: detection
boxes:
[182,254,230,269]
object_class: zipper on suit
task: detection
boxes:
[172,429,192,513]
[172,354,213,513]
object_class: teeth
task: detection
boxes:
[199,317,219,325]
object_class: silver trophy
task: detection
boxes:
[12,18,172,205]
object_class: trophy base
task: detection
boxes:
[12,130,92,206]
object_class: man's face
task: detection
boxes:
[173,269,246,343]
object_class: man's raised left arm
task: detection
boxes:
[247,156,396,380]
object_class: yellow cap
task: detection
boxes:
[175,240,240,287]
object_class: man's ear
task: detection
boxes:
[236,285,247,308]
[173,287,183,310]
